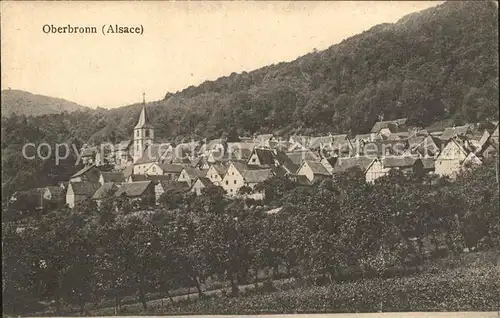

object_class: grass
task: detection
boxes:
[90,250,500,315]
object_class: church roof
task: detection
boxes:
[134,105,154,129]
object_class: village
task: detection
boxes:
[9,96,499,212]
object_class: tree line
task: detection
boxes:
[3,159,499,315]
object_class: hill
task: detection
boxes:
[1,1,498,196]
[1,89,89,117]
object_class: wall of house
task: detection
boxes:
[133,163,153,175]
[297,163,314,182]
[435,159,462,178]
[191,181,205,196]
[221,165,244,196]
[247,152,261,166]
[366,160,388,183]
[177,170,192,186]
[207,167,222,185]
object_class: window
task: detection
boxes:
[152,167,156,172]
[232,172,234,175]
[226,180,229,185]
[234,180,236,184]
[145,130,149,138]
[251,158,257,163]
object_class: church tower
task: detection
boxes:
[133,93,154,162]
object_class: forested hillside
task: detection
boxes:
[1,90,89,117]
[1,1,498,194]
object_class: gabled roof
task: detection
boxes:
[156,163,184,173]
[381,156,418,168]
[371,118,408,133]
[285,150,320,165]
[193,177,213,187]
[128,174,149,182]
[160,180,190,191]
[122,163,134,179]
[69,182,101,196]
[420,158,436,170]
[332,157,374,173]
[250,148,276,165]
[71,165,97,178]
[303,160,331,176]
[134,105,154,129]
[92,182,118,200]
[210,164,228,177]
[242,169,273,184]
[439,125,472,141]
[146,174,176,184]
[274,150,299,174]
[135,144,171,164]
[181,167,206,179]
[230,161,250,175]
[45,186,65,198]
[309,136,333,150]
[115,181,152,197]
[101,171,125,183]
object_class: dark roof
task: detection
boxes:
[303,160,331,176]
[71,165,96,178]
[160,181,190,191]
[101,171,125,183]
[242,169,273,184]
[211,164,228,176]
[193,177,213,187]
[252,148,276,165]
[70,182,101,196]
[92,182,118,199]
[128,174,149,182]
[333,157,374,173]
[115,181,152,197]
[274,150,299,174]
[381,156,418,168]
[146,174,176,184]
[44,186,65,198]
[157,163,184,173]
[440,125,472,141]
[134,105,154,129]
[420,158,436,170]
[182,167,206,179]
[122,163,134,179]
[286,151,320,165]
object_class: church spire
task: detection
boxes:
[134,93,153,129]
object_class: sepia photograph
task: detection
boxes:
[1,1,499,317]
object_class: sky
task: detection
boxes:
[1,1,443,109]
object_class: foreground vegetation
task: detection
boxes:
[92,250,499,315]
[2,160,499,315]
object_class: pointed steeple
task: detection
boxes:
[134,92,153,129]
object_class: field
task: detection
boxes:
[90,250,500,315]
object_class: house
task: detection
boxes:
[439,125,473,142]
[332,157,374,175]
[92,182,118,207]
[435,137,479,178]
[296,160,332,183]
[288,135,312,152]
[254,134,275,148]
[69,165,101,183]
[99,171,125,185]
[247,148,276,167]
[154,181,190,205]
[133,143,173,175]
[371,118,408,134]
[206,164,228,186]
[9,188,45,211]
[240,169,274,200]
[285,150,320,165]
[191,177,213,196]
[177,167,206,187]
[112,140,133,167]
[274,150,299,174]
[410,135,442,157]
[364,156,422,183]
[145,162,184,180]
[221,161,255,196]
[289,174,313,187]
[126,174,149,183]
[43,186,65,207]
[80,147,97,166]
[66,182,101,208]
[114,181,155,206]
